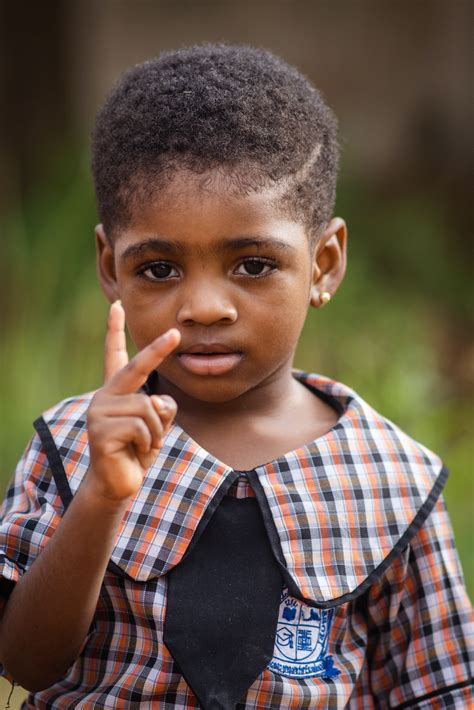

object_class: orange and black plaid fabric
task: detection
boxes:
[0,372,472,708]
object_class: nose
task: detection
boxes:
[177,281,238,326]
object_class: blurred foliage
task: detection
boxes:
[0,150,472,608]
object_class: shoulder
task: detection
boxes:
[35,390,97,450]
[29,391,98,495]
[3,391,96,490]
[0,392,97,581]
[297,370,443,476]
[41,390,97,427]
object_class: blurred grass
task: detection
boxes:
[0,151,472,614]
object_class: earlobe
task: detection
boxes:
[309,217,347,308]
[95,224,119,303]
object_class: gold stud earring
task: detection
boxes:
[319,291,331,306]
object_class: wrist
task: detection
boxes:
[78,473,132,516]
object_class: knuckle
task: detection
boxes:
[139,394,155,416]
[124,360,137,375]
[150,414,163,436]
[132,418,146,435]
[136,422,151,447]
[87,395,108,421]
[89,390,103,409]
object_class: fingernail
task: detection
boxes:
[152,395,167,411]
[112,299,122,307]
[163,328,180,340]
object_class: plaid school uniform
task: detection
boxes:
[0,372,472,709]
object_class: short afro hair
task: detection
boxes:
[91,44,339,241]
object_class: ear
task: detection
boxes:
[309,217,347,308]
[95,224,119,303]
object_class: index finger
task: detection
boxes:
[105,327,181,395]
[104,300,129,384]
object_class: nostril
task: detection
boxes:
[177,302,238,326]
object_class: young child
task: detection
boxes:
[0,44,472,709]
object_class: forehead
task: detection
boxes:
[114,169,310,255]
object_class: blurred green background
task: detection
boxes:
[0,0,472,705]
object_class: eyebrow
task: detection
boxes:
[121,238,184,260]
[120,235,296,260]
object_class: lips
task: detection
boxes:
[177,343,243,376]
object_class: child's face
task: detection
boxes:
[97,170,346,405]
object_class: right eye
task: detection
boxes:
[138,262,179,281]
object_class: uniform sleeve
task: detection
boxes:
[349,494,473,709]
[0,434,62,593]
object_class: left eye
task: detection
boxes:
[235,259,275,276]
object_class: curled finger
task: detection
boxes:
[93,393,165,450]
[151,395,177,437]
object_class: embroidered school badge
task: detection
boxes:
[268,588,340,679]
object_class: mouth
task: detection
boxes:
[177,343,243,376]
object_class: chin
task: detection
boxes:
[161,370,256,404]
[188,381,251,404]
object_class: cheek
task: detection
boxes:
[120,294,175,351]
[251,279,309,342]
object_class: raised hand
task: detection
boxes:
[86,301,181,503]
